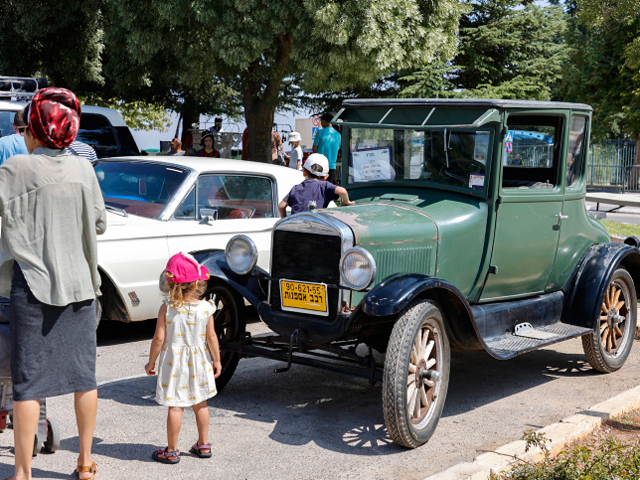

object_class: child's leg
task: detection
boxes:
[192,400,210,450]
[167,407,184,452]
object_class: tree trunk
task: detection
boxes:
[181,105,200,150]
[242,33,294,163]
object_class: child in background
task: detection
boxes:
[146,252,222,464]
[278,153,355,217]
[286,131,303,170]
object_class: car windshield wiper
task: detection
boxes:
[105,204,128,217]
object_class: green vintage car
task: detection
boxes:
[199,99,640,448]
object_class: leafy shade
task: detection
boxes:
[400,1,568,101]
[102,0,466,162]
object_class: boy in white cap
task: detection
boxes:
[285,131,303,170]
[278,153,354,217]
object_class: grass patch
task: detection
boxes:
[600,220,640,238]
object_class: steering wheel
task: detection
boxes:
[439,158,485,186]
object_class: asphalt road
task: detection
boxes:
[1,318,639,480]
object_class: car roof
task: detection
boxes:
[341,98,593,111]
[0,101,129,126]
[97,155,304,178]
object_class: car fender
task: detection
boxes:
[360,273,482,352]
[563,242,640,330]
[197,250,267,307]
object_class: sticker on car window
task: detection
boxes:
[469,174,485,189]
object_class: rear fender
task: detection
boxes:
[563,242,640,330]
[361,273,482,352]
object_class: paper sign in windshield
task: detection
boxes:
[350,147,395,183]
[469,174,485,189]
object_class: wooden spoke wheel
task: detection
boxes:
[205,284,245,390]
[383,300,450,448]
[583,268,637,373]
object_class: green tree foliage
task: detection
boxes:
[400,1,568,101]
[104,0,466,162]
[559,1,640,140]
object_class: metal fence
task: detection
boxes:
[586,139,638,191]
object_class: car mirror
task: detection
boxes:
[199,208,218,224]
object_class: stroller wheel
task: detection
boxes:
[43,418,60,453]
[33,432,41,456]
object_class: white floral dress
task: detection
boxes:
[156,300,217,407]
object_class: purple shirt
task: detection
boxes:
[284,179,338,214]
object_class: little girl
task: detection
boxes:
[145,252,222,464]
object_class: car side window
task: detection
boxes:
[566,115,587,188]
[195,174,275,219]
[174,186,196,219]
[502,115,563,189]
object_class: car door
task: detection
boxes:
[480,114,565,301]
[164,173,278,271]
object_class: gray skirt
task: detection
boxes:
[10,263,97,401]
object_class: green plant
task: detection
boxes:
[600,220,640,238]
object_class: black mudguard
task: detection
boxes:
[562,242,640,330]
[358,273,482,352]
[196,251,267,306]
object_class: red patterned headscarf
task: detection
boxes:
[28,87,81,149]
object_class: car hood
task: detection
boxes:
[322,202,438,248]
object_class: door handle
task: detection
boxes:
[556,213,569,220]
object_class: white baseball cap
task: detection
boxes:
[288,132,301,142]
[304,153,329,177]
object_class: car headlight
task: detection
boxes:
[225,235,258,275]
[340,247,376,290]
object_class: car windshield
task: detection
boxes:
[94,160,190,218]
[348,128,492,193]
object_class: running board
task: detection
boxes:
[485,322,591,359]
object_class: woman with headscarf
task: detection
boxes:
[0,88,106,480]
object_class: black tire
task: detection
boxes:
[582,268,637,373]
[205,284,246,391]
[33,432,40,456]
[382,299,450,448]
[95,297,103,330]
[43,418,60,453]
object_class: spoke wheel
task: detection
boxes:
[582,268,637,373]
[204,284,245,391]
[383,299,450,448]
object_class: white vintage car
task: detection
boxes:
[94,156,303,324]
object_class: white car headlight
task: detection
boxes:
[225,235,258,275]
[340,247,376,290]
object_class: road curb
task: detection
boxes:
[423,384,640,480]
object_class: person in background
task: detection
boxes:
[212,117,224,134]
[278,153,354,217]
[512,153,523,166]
[241,127,249,160]
[197,131,220,158]
[0,106,29,165]
[286,131,302,170]
[313,113,341,183]
[168,138,185,156]
[66,139,98,162]
[0,87,106,480]
[271,125,284,165]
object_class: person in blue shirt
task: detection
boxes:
[313,112,341,184]
[0,106,29,165]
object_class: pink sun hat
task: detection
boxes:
[164,252,210,283]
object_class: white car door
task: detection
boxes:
[164,173,279,272]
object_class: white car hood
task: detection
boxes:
[99,211,166,241]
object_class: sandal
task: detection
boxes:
[189,442,212,458]
[77,461,98,480]
[152,447,180,464]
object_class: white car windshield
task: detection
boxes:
[94,160,189,218]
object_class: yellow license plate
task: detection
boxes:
[280,280,328,316]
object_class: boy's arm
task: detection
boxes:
[145,303,167,375]
[278,199,288,218]
[335,186,355,207]
[205,314,222,378]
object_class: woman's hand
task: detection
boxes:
[145,362,156,376]
[213,361,222,378]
